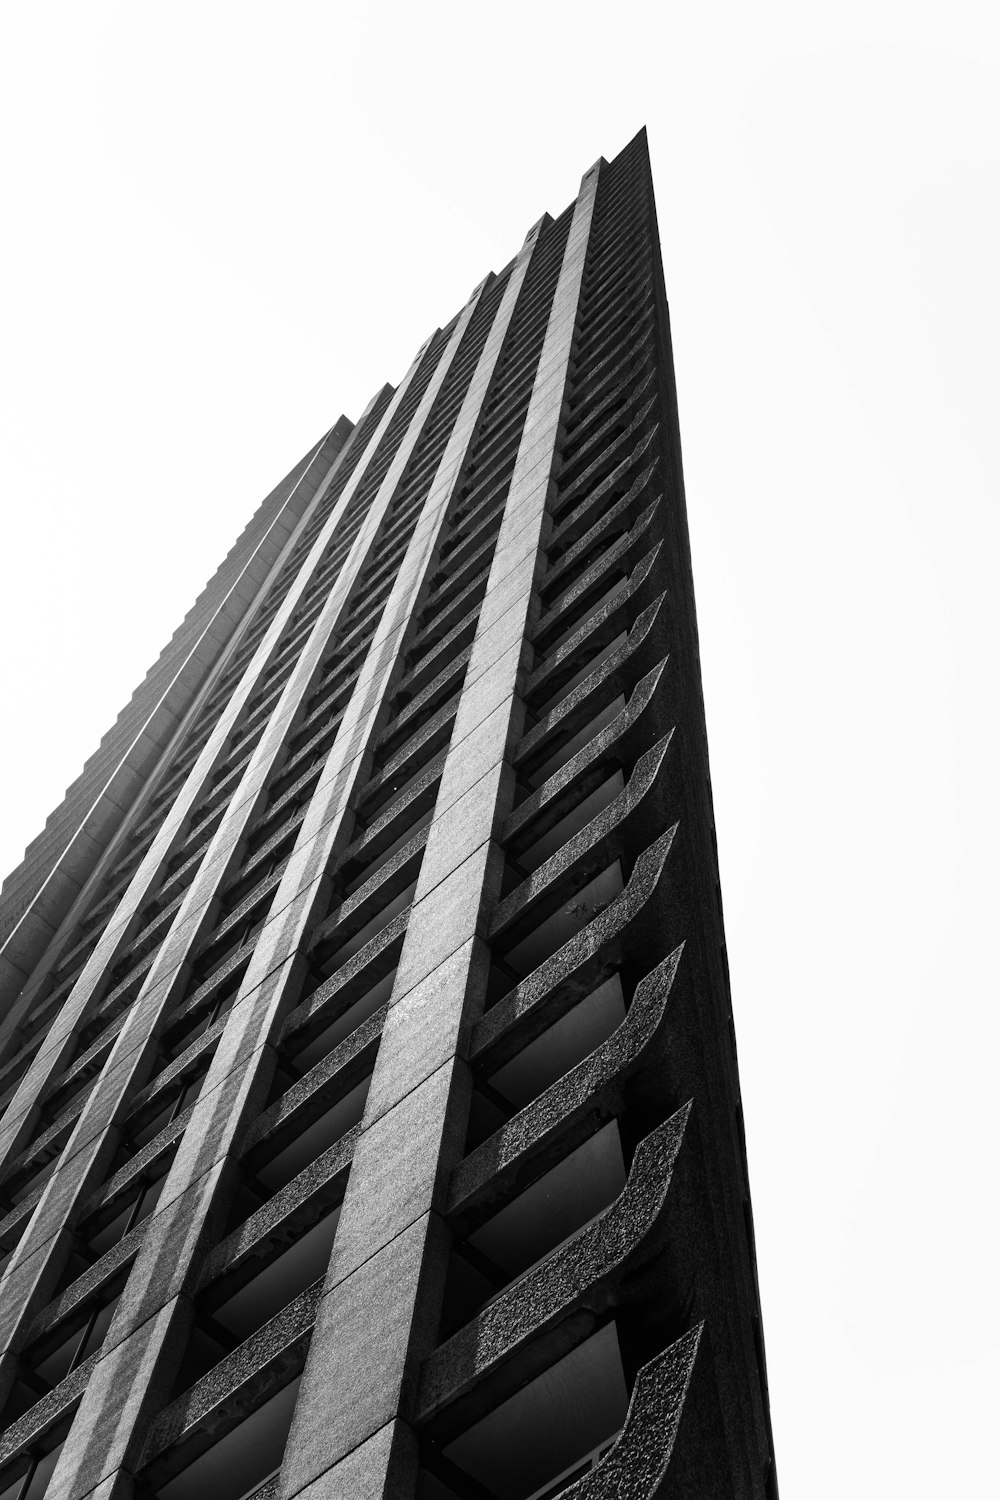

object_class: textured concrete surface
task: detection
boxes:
[561,1325,703,1498]
[417,1107,690,1429]
[276,175,598,1500]
[0,133,776,1500]
[448,947,682,1227]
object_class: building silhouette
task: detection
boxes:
[0,130,776,1499]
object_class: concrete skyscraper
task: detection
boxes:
[0,130,776,1499]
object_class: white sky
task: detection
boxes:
[1,2,998,1492]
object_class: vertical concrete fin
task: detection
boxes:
[274,160,604,1500]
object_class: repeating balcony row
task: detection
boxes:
[1,615,689,1500]
[0,190,704,1500]
[11,445,452,1064]
[0,465,515,1178]
[1,399,666,1241]
[3,382,663,1119]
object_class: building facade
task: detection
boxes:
[0,131,776,1500]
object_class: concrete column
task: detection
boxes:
[277,158,603,1500]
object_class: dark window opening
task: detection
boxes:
[153,1376,300,1500]
[419,1324,627,1500]
[509,771,624,877]
[518,696,626,794]
[313,882,417,976]
[485,863,624,1009]
[486,974,625,1111]
[0,1430,68,1500]
[124,1063,209,1153]
[440,1122,626,1337]
[24,1279,124,1390]
[286,970,394,1073]
[203,1204,340,1346]
[85,1169,168,1258]
[252,1076,371,1194]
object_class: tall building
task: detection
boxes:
[0,130,776,1500]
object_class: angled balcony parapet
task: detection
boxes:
[339,756,446,869]
[543,457,659,593]
[528,529,662,698]
[309,829,428,952]
[139,1277,322,1485]
[123,1011,229,1119]
[450,946,682,1229]
[555,398,658,513]
[0,1349,98,1470]
[246,1478,279,1500]
[416,1105,690,1432]
[558,380,657,486]
[503,658,669,854]
[3,1104,81,1191]
[43,1016,127,1107]
[361,698,461,806]
[167,939,258,1029]
[472,824,678,1071]
[534,498,660,650]
[79,1102,195,1220]
[0,1191,43,1254]
[379,646,473,751]
[490,732,674,945]
[244,1007,384,1159]
[515,590,668,772]
[549,430,659,554]
[28,1214,155,1343]
[560,1323,703,1499]
[197,1124,359,1301]
[288,910,408,1044]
